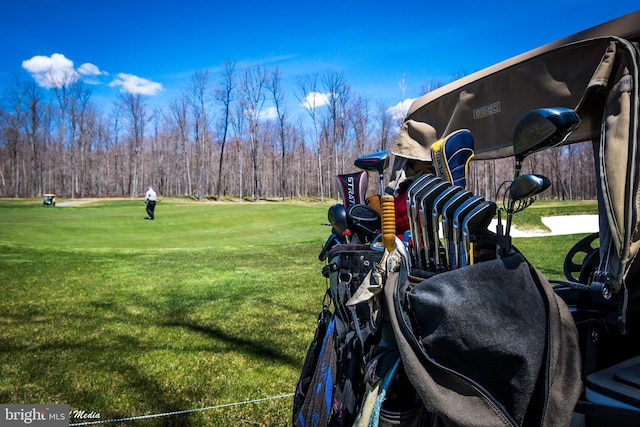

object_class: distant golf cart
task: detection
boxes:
[43,194,56,207]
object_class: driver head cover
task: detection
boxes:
[431,129,474,189]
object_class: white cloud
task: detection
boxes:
[300,91,330,110]
[22,53,80,88]
[77,63,106,77]
[260,106,278,120]
[21,53,162,96]
[109,73,163,96]
[387,98,416,121]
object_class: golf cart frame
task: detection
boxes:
[392,10,640,425]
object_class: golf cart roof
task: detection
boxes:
[44,194,55,197]
[393,10,640,161]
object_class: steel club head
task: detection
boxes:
[441,190,473,269]
[431,185,463,270]
[513,107,580,162]
[461,201,497,267]
[509,173,551,201]
[419,181,452,270]
[410,176,443,266]
[452,196,484,269]
[354,151,389,195]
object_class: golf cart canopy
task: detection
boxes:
[393,10,640,316]
[394,10,640,161]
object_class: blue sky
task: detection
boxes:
[1,1,638,119]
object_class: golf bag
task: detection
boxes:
[295,239,582,426]
[293,244,384,426]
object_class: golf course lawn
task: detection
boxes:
[0,198,595,426]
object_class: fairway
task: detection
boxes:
[0,198,332,426]
[0,198,596,426]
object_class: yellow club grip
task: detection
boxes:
[381,194,396,251]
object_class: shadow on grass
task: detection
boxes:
[162,320,301,368]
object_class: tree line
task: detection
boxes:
[0,61,598,202]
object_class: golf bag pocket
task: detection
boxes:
[322,244,384,322]
[386,253,583,427]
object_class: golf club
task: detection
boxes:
[431,185,464,271]
[328,203,350,242]
[419,180,452,270]
[319,233,343,261]
[452,196,485,270]
[505,173,552,236]
[348,204,381,244]
[354,151,389,197]
[411,176,445,267]
[461,201,497,267]
[405,174,434,258]
[441,190,473,270]
[512,107,580,179]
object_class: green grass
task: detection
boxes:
[0,198,598,425]
[0,198,332,426]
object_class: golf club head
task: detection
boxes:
[513,107,580,162]
[355,151,390,196]
[328,203,349,234]
[452,196,485,269]
[405,174,434,263]
[406,174,434,224]
[406,176,438,255]
[319,233,342,261]
[509,174,551,201]
[354,151,389,175]
[431,185,464,270]
[419,181,452,270]
[347,204,381,243]
[461,201,497,267]
[441,190,473,269]
[412,177,444,266]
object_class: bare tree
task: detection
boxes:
[118,92,147,197]
[375,100,394,152]
[50,69,81,197]
[239,65,267,202]
[349,94,370,157]
[70,84,96,198]
[1,75,26,197]
[22,80,45,197]
[214,60,236,201]
[297,73,325,202]
[268,67,288,201]
[187,70,212,201]
[231,100,246,201]
[323,70,350,178]
[169,96,192,195]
